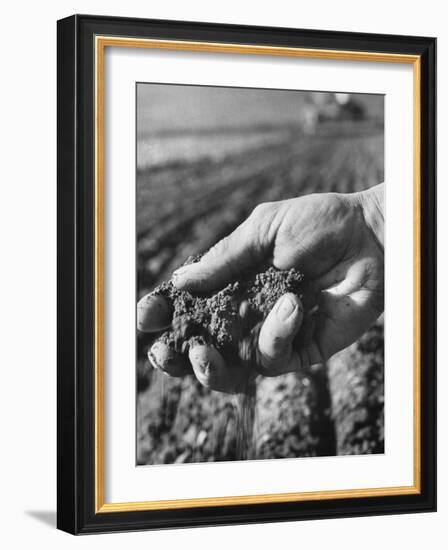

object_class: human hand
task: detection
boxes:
[137,184,384,393]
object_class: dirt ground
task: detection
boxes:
[136,120,384,465]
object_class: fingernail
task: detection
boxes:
[276,295,297,321]
[137,294,172,332]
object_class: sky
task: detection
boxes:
[137,83,384,136]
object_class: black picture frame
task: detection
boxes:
[57,14,436,534]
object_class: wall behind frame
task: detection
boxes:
[0,0,443,548]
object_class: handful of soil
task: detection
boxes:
[152,257,309,370]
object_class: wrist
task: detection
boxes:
[353,183,384,249]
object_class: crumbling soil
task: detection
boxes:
[151,257,309,370]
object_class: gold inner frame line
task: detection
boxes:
[94,35,421,514]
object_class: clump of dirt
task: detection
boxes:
[151,256,309,369]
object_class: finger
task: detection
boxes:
[148,341,192,377]
[317,287,381,359]
[257,293,304,376]
[137,293,172,332]
[188,344,249,394]
[314,259,351,292]
[317,255,380,298]
[172,214,266,293]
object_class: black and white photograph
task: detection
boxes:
[136,83,385,465]
[52,10,436,537]
[0,0,441,541]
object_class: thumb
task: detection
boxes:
[172,216,265,293]
[257,293,304,376]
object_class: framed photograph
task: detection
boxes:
[57,14,436,534]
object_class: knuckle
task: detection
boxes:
[251,202,272,220]
[249,202,280,250]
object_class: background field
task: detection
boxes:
[136,84,384,465]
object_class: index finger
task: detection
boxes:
[171,211,268,293]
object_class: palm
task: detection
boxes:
[266,193,384,363]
